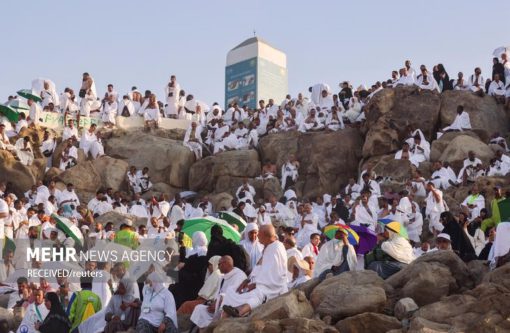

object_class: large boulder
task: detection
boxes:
[55,161,101,203]
[335,312,402,333]
[250,290,314,321]
[429,131,480,162]
[0,150,45,196]
[394,297,419,321]
[91,156,129,190]
[310,271,386,321]
[386,251,474,306]
[363,155,414,181]
[188,150,261,193]
[363,86,442,155]
[412,283,510,332]
[105,132,195,188]
[439,90,508,141]
[261,129,363,198]
[482,262,510,291]
[438,135,494,171]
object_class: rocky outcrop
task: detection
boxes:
[438,135,494,170]
[363,86,442,158]
[362,155,414,181]
[335,312,402,333]
[250,290,314,321]
[439,90,508,142]
[429,131,481,162]
[310,271,386,321]
[411,282,510,332]
[105,132,195,188]
[188,150,261,193]
[0,150,45,196]
[259,128,363,198]
[55,156,128,203]
[385,251,474,306]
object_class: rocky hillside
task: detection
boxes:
[175,252,510,333]
[1,86,509,211]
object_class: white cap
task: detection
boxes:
[436,233,451,242]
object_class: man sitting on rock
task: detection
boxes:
[190,255,247,329]
[221,225,287,318]
[461,185,485,222]
[394,142,414,163]
[456,150,484,185]
[0,123,15,152]
[437,105,471,138]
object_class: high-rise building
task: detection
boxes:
[225,37,287,109]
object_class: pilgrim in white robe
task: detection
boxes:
[28,102,42,125]
[59,145,78,170]
[352,204,378,231]
[101,100,118,124]
[62,126,79,142]
[221,240,288,310]
[430,167,454,190]
[143,107,161,124]
[313,239,358,278]
[416,74,439,91]
[325,112,344,131]
[468,74,485,92]
[92,271,112,309]
[117,98,135,117]
[489,79,506,96]
[137,273,178,330]
[295,213,320,249]
[301,242,320,260]
[461,193,485,221]
[80,131,104,159]
[190,267,247,328]
[239,224,264,271]
[281,162,299,190]
[426,189,446,233]
[14,138,34,166]
[457,157,483,183]
[16,301,49,333]
[183,125,203,160]
[441,111,471,132]
[164,81,181,118]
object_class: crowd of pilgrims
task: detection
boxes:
[0,56,510,333]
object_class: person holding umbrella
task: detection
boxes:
[366,221,415,279]
[313,227,357,280]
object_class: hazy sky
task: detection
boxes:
[1,0,508,106]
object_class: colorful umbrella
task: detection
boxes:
[0,104,19,122]
[218,211,247,232]
[323,224,359,246]
[17,89,42,102]
[380,220,409,239]
[183,216,241,243]
[52,214,84,247]
[349,225,378,254]
[497,197,510,222]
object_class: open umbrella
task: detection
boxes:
[52,214,84,247]
[349,225,378,254]
[218,211,247,232]
[379,220,409,239]
[183,216,241,243]
[323,224,359,246]
[180,191,197,200]
[497,197,510,222]
[0,104,19,122]
[493,46,510,58]
[17,89,42,102]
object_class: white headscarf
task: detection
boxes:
[239,223,264,270]
[186,231,208,257]
[198,256,222,300]
[489,222,510,270]
[146,271,165,294]
[381,230,415,264]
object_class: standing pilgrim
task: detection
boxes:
[165,75,181,118]
[79,72,100,118]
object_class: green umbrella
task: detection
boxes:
[0,104,19,122]
[52,214,84,247]
[218,211,247,232]
[183,216,241,243]
[497,197,510,222]
[17,89,42,102]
